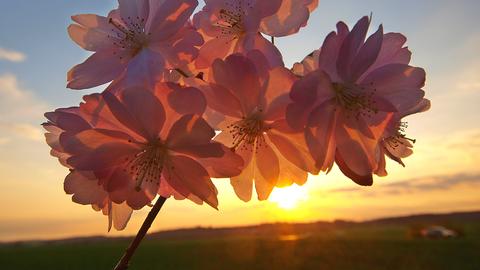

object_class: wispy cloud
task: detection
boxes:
[0,73,48,118]
[0,47,26,62]
[0,73,49,144]
[0,137,11,145]
[330,173,480,196]
[0,123,44,142]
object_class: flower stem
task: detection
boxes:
[113,196,168,270]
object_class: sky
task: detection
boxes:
[0,0,479,242]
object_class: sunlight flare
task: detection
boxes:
[269,184,308,210]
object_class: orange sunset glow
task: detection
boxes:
[0,0,480,262]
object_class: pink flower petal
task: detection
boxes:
[124,49,166,89]
[45,110,91,133]
[167,115,219,155]
[335,114,378,185]
[68,23,115,52]
[361,33,411,78]
[147,0,198,40]
[385,137,413,161]
[254,167,275,201]
[64,170,107,206]
[214,129,254,167]
[255,135,280,185]
[336,16,370,82]
[67,51,127,90]
[197,144,244,178]
[80,94,142,140]
[211,55,263,114]
[251,34,284,67]
[335,150,373,186]
[253,0,282,18]
[374,147,388,177]
[362,64,425,93]
[361,64,426,111]
[106,167,157,210]
[196,82,244,118]
[267,120,316,174]
[287,70,334,130]
[349,25,384,82]
[195,37,236,69]
[161,26,203,69]
[71,14,111,30]
[109,201,133,231]
[274,145,309,187]
[260,0,312,37]
[230,159,255,202]
[166,85,207,115]
[246,50,273,79]
[61,128,136,155]
[400,98,431,118]
[43,124,64,152]
[317,22,349,82]
[263,67,296,120]
[305,0,319,12]
[66,140,138,172]
[167,115,215,148]
[102,90,153,139]
[292,49,319,77]
[120,87,166,140]
[305,100,338,172]
[118,0,149,24]
[165,155,218,209]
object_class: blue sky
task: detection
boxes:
[0,1,479,241]
[1,0,479,131]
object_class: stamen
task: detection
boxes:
[214,0,254,43]
[227,110,268,153]
[385,121,416,149]
[333,83,378,118]
[107,16,150,59]
[124,139,167,192]
[108,18,130,35]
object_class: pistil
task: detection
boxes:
[125,139,167,191]
[227,111,267,152]
[333,83,377,118]
[108,16,150,58]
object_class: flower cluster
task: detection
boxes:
[45,0,430,230]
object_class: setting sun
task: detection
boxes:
[269,184,309,210]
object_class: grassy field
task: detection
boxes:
[1,223,479,270]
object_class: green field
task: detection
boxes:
[1,222,479,270]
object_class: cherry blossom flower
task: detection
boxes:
[67,0,202,90]
[44,83,243,229]
[193,0,318,69]
[43,108,134,230]
[286,16,427,185]
[195,52,316,201]
[376,98,431,176]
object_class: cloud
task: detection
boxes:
[0,47,26,62]
[451,35,480,93]
[0,73,48,119]
[0,73,49,144]
[330,173,480,196]
[0,137,11,145]
[0,123,44,142]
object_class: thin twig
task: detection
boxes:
[271,36,275,45]
[114,196,168,270]
[174,68,190,78]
